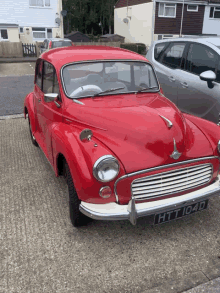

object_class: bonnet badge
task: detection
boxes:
[170,139,181,160]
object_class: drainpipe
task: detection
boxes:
[180,0,185,37]
[151,0,156,45]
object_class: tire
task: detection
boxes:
[64,161,89,227]
[28,115,38,147]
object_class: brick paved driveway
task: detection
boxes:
[1,117,220,293]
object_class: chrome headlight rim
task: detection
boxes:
[93,155,120,183]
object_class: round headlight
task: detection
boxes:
[93,155,120,182]
[218,140,220,153]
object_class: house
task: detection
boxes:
[64,31,91,42]
[99,33,125,42]
[0,0,64,43]
[114,0,220,46]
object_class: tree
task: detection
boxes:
[62,0,118,35]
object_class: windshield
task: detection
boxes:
[62,61,159,99]
[52,41,72,48]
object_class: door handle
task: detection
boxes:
[169,76,175,82]
[38,98,41,102]
[181,82,188,88]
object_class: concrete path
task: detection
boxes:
[0,57,37,63]
[0,116,220,293]
[0,62,35,116]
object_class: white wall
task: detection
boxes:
[0,0,63,42]
[114,3,153,47]
[203,5,220,35]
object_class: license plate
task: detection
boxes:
[154,199,209,225]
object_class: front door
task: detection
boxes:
[40,61,63,164]
[154,42,187,105]
[177,43,220,123]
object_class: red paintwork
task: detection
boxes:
[24,46,220,205]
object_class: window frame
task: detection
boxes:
[32,27,52,40]
[184,42,219,77]
[29,0,50,8]
[187,5,198,12]
[158,3,177,18]
[209,6,220,19]
[0,29,8,40]
[35,59,43,89]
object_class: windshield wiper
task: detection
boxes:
[93,87,125,97]
[136,86,158,93]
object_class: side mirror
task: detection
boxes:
[200,70,216,89]
[44,93,61,107]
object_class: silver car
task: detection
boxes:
[146,37,220,124]
[40,38,73,54]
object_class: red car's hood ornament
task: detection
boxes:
[170,138,182,160]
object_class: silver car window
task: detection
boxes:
[185,43,218,76]
[161,43,186,69]
[154,43,167,61]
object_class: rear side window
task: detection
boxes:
[185,43,218,75]
[35,60,43,89]
[154,43,167,61]
[161,43,186,69]
[42,61,61,100]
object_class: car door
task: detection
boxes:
[40,61,63,164]
[177,42,220,123]
[33,59,44,136]
[153,42,187,105]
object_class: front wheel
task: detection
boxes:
[64,161,89,227]
[28,115,38,147]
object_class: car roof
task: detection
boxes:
[153,36,220,51]
[40,46,147,69]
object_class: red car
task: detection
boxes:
[24,46,220,227]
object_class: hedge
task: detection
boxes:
[120,43,147,55]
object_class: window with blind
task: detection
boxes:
[29,0,50,7]
[158,3,176,18]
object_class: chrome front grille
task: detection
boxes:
[131,163,213,200]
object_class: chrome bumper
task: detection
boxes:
[79,177,220,225]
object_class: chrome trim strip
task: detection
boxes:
[114,156,219,203]
[60,59,160,99]
[73,99,84,105]
[80,176,220,225]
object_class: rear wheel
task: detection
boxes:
[64,161,89,227]
[28,114,38,147]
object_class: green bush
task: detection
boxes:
[120,43,147,55]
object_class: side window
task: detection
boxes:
[154,43,167,61]
[42,62,60,99]
[161,43,186,69]
[186,43,218,76]
[35,60,43,89]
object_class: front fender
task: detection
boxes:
[184,113,220,156]
[52,123,126,204]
